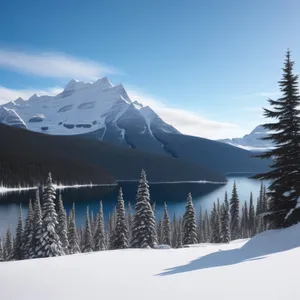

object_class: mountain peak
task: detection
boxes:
[63,79,91,92]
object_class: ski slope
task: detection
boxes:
[1,224,299,300]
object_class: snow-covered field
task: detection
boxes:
[1,224,300,300]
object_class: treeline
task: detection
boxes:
[0,170,268,262]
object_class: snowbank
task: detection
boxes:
[1,224,300,300]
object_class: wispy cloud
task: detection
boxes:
[0,49,117,80]
[244,91,280,98]
[0,86,63,105]
[127,87,246,139]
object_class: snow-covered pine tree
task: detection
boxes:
[23,199,33,259]
[82,206,93,252]
[249,192,255,237]
[107,210,116,250]
[5,226,13,261]
[197,207,204,243]
[221,203,230,243]
[253,50,300,228]
[211,202,221,243]
[203,209,209,242]
[0,238,3,261]
[162,202,171,246]
[240,204,245,238]
[244,201,249,238]
[230,181,240,240]
[112,188,129,249]
[31,189,43,258]
[68,203,81,254]
[57,193,69,254]
[182,193,197,245]
[126,201,133,243]
[131,169,157,248]
[36,172,64,257]
[171,213,177,248]
[14,205,24,260]
[94,201,107,251]
[176,217,183,248]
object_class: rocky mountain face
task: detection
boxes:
[0,77,180,156]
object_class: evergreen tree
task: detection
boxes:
[36,172,64,257]
[221,203,230,243]
[112,188,129,249]
[126,202,133,243]
[57,193,69,254]
[5,226,13,261]
[131,170,157,248]
[211,202,221,243]
[108,210,116,249]
[14,205,24,260]
[94,201,106,251]
[230,182,240,240]
[203,209,210,242]
[162,202,171,246]
[176,217,183,248]
[23,199,34,259]
[253,50,300,228]
[68,203,81,254]
[31,189,43,258]
[171,213,178,248]
[249,192,255,237]
[197,207,204,243]
[0,238,3,261]
[244,201,249,238]
[83,206,93,252]
[182,193,197,245]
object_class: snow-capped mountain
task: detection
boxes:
[0,77,180,155]
[218,125,274,151]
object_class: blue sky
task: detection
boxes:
[0,0,299,139]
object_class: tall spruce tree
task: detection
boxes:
[230,182,240,240]
[5,226,13,261]
[197,207,204,243]
[36,172,64,257]
[131,170,157,248]
[182,193,198,245]
[253,50,300,228]
[171,213,178,248]
[14,205,24,260]
[249,192,255,237]
[57,193,69,254]
[68,203,81,254]
[0,238,3,261]
[83,207,93,252]
[31,189,43,258]
[162,202,171,246]
[126,202,133,243]
[94,201,106,251]
[221,202,230,243]
[203,209,210,242]
[112,188,129,249]
[211,202,221,243]
[157,217,163,244]
[23,199,33,259]
[176,217,183,248]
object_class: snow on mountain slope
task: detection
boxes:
[1,224,299,300]
[0,78,180,154]
[0,107,27,129]
[218,125,274,151]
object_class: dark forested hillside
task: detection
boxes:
[0,124,226,186]
[152,131,270,174]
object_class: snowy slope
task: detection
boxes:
[0,77,179,136]
[219,125,274,151]
[1,224,299,300]
[0,77,180,155]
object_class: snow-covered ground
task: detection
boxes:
[1,224,300,300]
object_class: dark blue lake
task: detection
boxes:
[0,175,268,236]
